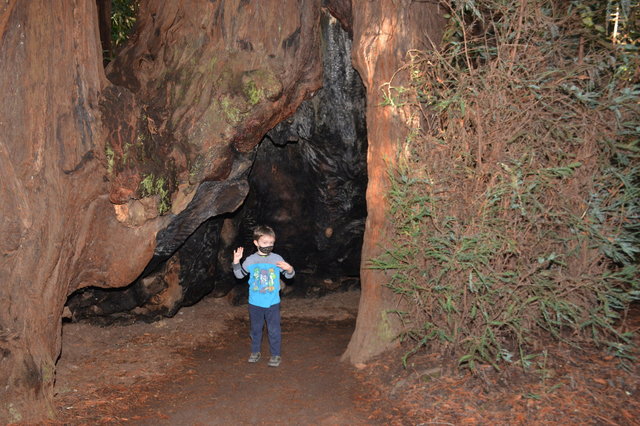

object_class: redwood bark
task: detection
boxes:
[103,0,323,207]
[1,0,323,421]
[342,0,445,363]
[1,1,108,421]
[1,0,444,421]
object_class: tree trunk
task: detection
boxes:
[1,0,323,421]
[1,0,443,420]
[0,1,106,421]
[342,0,445,363]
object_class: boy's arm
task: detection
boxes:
[232,247,248,278]
[232,262,247,279]
[283,266,295,279]
[275,259,295,279]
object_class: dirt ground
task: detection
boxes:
[54,291,371,425]
[52,291,640,425]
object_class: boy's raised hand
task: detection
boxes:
[276,260,293,274]
[233,247,244,264]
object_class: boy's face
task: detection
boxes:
[254,235,275,255]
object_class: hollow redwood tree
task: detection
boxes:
[0,0,442,421]
[0,0,322,420]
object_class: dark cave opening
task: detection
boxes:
[65,11,367,324]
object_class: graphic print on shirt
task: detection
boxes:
[252,266,278,293]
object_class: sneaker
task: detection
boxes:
[268,355,281,367]
[248,352,261,363]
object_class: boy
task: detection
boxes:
[232,225,294,367]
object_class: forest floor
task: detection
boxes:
[51,290,640,425]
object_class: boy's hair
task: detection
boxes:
[253,225,276,241]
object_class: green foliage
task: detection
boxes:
[379,83,411,107]
[103,106,177,216]
[220,96,241,124]
[139,173,171,215]
[373,0,640,370]
[111,0,138,48]
[7,404,21,422]
[243,80,264,105]
[105,144,115,175]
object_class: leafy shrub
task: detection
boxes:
[111,0,138,48]
[372,0,639,370]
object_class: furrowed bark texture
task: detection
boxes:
[100,0,323,314]
[0,0,322,421]
[0,0,443,420]
[0,1,163,422]
[342,0,444,363]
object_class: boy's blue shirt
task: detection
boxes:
[233,252,295,308]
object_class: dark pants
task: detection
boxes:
[248,303,281,356]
